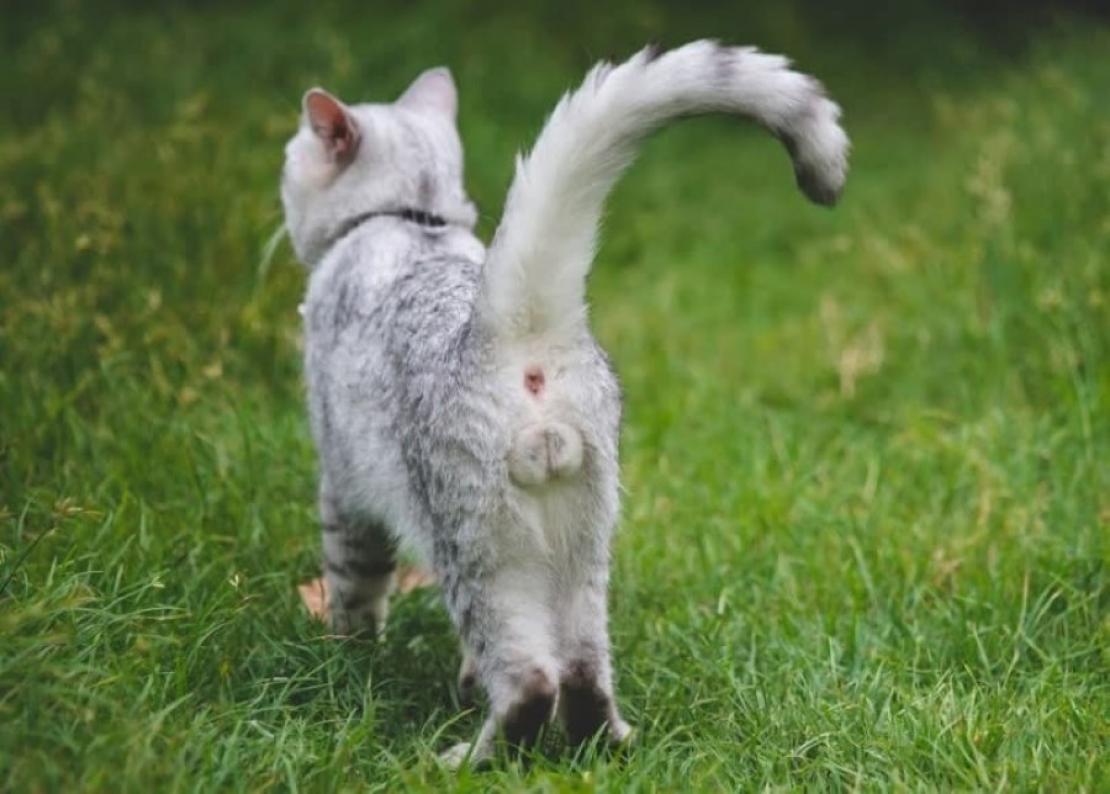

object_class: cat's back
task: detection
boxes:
[304,225,484,360]
[301,224,489,528]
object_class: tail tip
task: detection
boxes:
[785,100,850,207]
[796,161,846,206]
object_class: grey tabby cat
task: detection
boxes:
[279,40,849,765]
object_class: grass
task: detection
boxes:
[1,1,1107,790]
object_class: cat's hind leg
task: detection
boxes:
[319,488,396,637]
[440,566,560,767]
[557,562,632,746]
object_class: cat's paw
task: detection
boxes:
[327,593,390,639]
[609,717,633,745]
[508,421,583,486]
[438,740,488,770]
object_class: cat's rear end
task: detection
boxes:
[280,40,848,767]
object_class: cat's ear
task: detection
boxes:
[397,67,457,120]
[302,88,361,161]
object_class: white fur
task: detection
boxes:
[480,41,848,342]
[280,41,849,768]
[282,71,478,266]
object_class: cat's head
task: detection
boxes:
[281,68,478,265]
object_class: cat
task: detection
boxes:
[279,40,849,766]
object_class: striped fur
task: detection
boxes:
[279,43,849,766]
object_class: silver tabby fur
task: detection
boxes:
[280,41,849,765]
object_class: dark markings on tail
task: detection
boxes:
[768,80,842,207]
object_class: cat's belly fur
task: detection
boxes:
[302,227,622,573]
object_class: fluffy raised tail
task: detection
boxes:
[478,40,849,339]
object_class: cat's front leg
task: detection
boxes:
[319,488,397,636]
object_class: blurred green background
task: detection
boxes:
[1,1,1107,791]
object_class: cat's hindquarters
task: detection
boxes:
[495,338,618,489]
[507,420,584,486]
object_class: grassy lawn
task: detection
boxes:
[1,1,1107,790]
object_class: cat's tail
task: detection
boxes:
[478,40,849,340]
